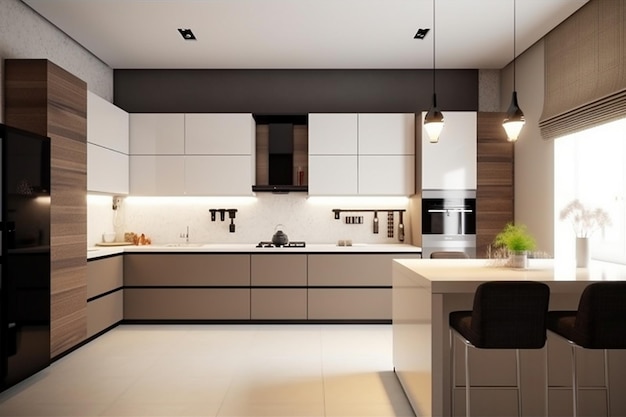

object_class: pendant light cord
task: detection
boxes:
[513,0,516,90]
[432,0,436,95]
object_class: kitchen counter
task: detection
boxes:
[87,243,422,260]
[392,258,626,417]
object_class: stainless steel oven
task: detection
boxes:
[421,190,476,258]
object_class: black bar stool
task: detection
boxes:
[546,282,626,417]
[449,281,550,417]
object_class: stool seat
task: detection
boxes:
[547,282,626,349]
[450,281,550,349]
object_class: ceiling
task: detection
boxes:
[23,0,588,70]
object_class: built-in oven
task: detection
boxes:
[421,190,476,258]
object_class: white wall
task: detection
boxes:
[0,0,113,124]
[501,40,555,255]
[87,194,411,247]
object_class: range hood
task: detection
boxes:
[252,115,308,193]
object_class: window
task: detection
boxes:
[554,118,626,264]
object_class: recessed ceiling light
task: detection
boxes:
[177,28,196,40]
[414,28,430,39]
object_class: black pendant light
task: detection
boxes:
[502,0,525,142]
[423,0,444,143]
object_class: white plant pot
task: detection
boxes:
[576,237,590,268]
[509,250,528,269]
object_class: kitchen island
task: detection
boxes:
[392,258,626,417]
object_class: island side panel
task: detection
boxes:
[392,260,434,416]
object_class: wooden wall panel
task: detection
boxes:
[476,112,514,258]
[4,59,87,358]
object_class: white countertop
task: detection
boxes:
[393,258,626,293]
[87,243,422,260]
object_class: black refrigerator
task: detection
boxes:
[0,123,51,391]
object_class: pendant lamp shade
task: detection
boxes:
[424,93,444,143]
[503,0,524,142]
[503,91,525,142]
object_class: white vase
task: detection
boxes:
[576,237,590,268]
[509,250,528,269]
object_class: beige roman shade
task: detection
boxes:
[539,0,626,140]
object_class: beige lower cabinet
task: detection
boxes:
[251,254,307,319]
[87,255,124,338]
[307,254,420,320]
[123,254,251,320]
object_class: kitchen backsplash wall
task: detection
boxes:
[87,194,411,246]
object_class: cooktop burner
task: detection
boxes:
[256,241,306,248]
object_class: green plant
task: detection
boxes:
[493,223,536,252]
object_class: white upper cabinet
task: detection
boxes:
[87,91,129,194]
[359,155,414,195]
[421,111,477,190]
[309,155,358,195]
[185,156,254,196]
[358,113,415,155]
[129,113,185,155]
[87,91,129,153]
[128,113,255,196]
[308,113,415,196]
[129,155,185,196]
[185,114,255,155]
[308,113,358,155]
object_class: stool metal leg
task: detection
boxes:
[571,345,578,417]
[465,342,470,417]
[604,349,610,416]
[545,343,549,417]
[450,329,456,417]
[516,349,522,416]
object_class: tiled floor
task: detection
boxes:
[0,324,415,416]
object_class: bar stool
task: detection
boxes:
[430,251,469,259]
[449,281,550,417]
[546,282,626,417]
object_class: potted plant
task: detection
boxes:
[559,199,611,267]
[493,223,537,268]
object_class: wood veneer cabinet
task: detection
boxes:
[250,254,307,320]
[4,59,88,358]
[476,112,514,258]
[123,254,251,320]
[87,256,123,338]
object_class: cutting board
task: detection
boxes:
[95,242,136,247]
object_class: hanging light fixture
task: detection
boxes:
[423,0,444,143]
[502,0,525,142]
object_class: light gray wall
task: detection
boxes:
[0,0,113,124]
[501,40,555,255]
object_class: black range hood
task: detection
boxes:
[252,115,308,193]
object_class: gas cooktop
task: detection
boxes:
[256,241,306,248]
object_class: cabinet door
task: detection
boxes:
[308,155,358,195]
[87,91,129,153]
[358,113,415,155]
[88,143,129,194]
[358,155,415,195]
[185,113,255,155]
[422,111,477,190]
[185,155,253,196]
[308,113,358,155]
[129,113,184,155]
[129,155,185,195]
[251,254,307,286]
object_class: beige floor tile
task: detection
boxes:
[0,324,414,417]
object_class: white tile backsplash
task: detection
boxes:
[87,194,412,246]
